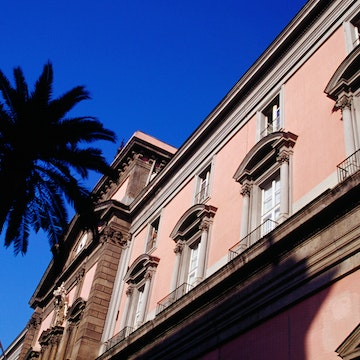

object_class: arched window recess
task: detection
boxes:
[169,204,217,296]
[233,131,297,249]
[120,254,159,331]
[325,46,360,161]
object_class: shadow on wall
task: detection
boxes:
[198,252,337,360]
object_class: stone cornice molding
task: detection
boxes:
[27,313,42,330]
[38,326,64,347]
[97,171,360,360]
[336,323,360,359]
[93,134,176,201]
[129,0,350,234]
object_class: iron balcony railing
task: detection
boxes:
[105,326,134,351]
[229,219,278,261]
[337,149,360,182]
[156,282,194,315]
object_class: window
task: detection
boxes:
[187,240,200,287]
[133,285,144,328]
[261,174,280,235]
[156,205,216,314]
[351,15,360,48]
[75,232,88,255]
[195,165,211,204]
[146,159,158,185]
[325,46,360,158]
[258,90,284,140]
[262,95,281,137]
[121,255,159,331]
[169,205,216,293]
[234,132,297,248]
[145,217,160,252]
[344,13,360,53]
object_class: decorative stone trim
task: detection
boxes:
[67,297,86,324]
[99,225,129,247]
[336,94,353,110]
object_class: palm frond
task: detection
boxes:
[0,69,16,115]
[31,61,53,109]
[48,86,90,123]
[4,196,31,254]
[54,117,116,144]
[0,62,117,254]
[13,67,29,103]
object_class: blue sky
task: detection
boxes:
[0,0,307,349]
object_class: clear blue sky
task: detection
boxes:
[0,0,307,349]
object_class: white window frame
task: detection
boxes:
[234,132,297,248]
[121,255,159,331]
[145,216,160,253]
[178,236,202,291]
[194,163,212,204]
[133,283,145,329]
[351,91,360,151]
[169,205,217,296]
[146,159,158,185]
[75,231,89,255]
[260,172,281,236]
[257,87,285,141]
[344,12,360,54]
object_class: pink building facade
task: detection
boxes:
[6,0,360,359]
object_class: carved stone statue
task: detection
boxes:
[52,283,68,327]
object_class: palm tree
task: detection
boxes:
[0,62,117,254]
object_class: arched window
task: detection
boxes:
[325,46,360,158]
[233,131,297,248]
[169,204,217,294]
[120,254,159,331]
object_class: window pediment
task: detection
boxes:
[325,46,360,100]
[67,297,86,323]
[336,323,360,359]
[234,131,297,184]
[124,254,160,284]
[170,204,217,241]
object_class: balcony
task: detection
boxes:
[156,282,194,315]
[337,149,360,182]
[229,219,278,261]
[105,327,134,351]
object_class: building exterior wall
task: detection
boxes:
[8,1,360,359]
[200,270,360,360]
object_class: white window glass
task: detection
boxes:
[146,160,157,185]
[76,232,88,254]
[134,288,144,328]
[196,167,210,203]
[187,241,200,288]
[345,14,360,53]
[261,95,281,137]
[146,217,160,252]
[261,176,280,235]
[351,15,360,48]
